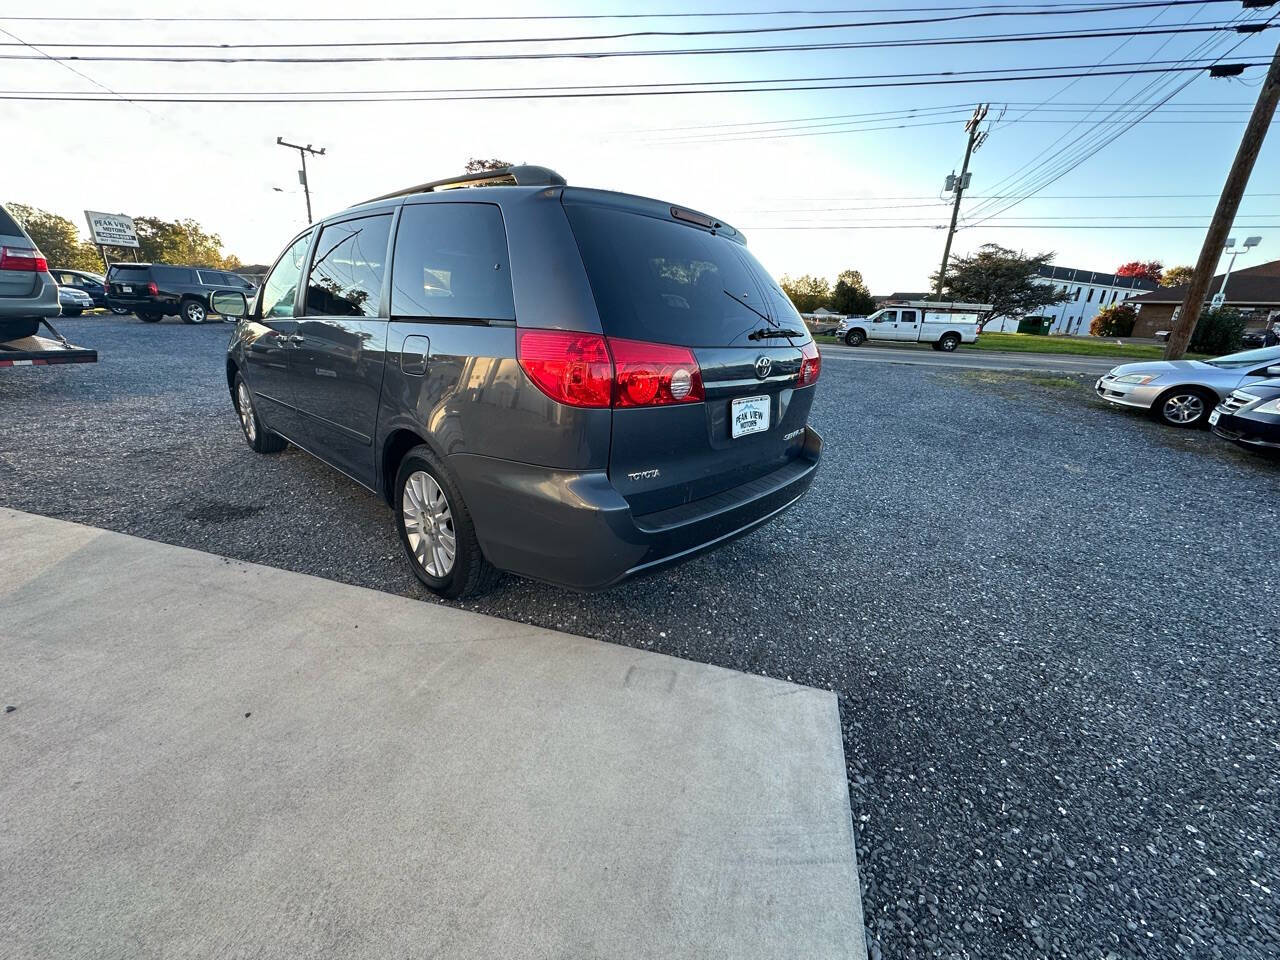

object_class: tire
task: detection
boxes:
[233,372,287,453]
[109,305,130,315]
[180,299,207,324]
[844,329,866,347]
[0,317,40,340]
[1152,387,1214,429]
[394,444,499,599]
[937,333,961,352]
[138,312,163,323]
[62,308,83,317]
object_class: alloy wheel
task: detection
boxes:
[237,381,256,442]
[1163,393,1204,425]
[186,302,206,323]
[402,470,456,577]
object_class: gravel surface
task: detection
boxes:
[4,315,1278,959]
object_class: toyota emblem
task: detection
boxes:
[754,355,773,379]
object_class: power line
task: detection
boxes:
[0,0,1244,22]
[2,61,1270,103]
[0,22,1264,64]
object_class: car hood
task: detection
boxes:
[1237,378,1280,398]
[1107,359,1213,377]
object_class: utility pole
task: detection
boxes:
[276,137,326,223]
[934,103,988,300]
[1165,41,1280,359]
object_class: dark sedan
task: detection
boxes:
[1210,373,1280,454]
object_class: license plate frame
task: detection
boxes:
[731,395,771,439]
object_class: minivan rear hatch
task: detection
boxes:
[563,193,818,516]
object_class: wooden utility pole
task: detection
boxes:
[1165,42,1280,359]
[934,104,988,299]
[276,137,326,224]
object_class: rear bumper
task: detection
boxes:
[451,426,823,590]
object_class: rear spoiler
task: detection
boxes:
[362,165,567,205]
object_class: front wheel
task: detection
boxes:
[234,373,287,453]
[395,445,499,599]
[181,299,207,324]
[138,312,163,323]
[844,329,866,347]
[1153,388,1213,428]
[937,333,961,352]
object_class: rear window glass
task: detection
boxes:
[564,204,790,348]
[109,265,149,279]
[0,207,23,236]
[391,203,514,321]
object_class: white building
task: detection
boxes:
[982,267,1160,334]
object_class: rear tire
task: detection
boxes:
[0,317,40,340]
[234,372,287,453]
[1152,387,1214,428]
[180,299,207,324]
[138,312,163,323]
[394,444,499,599]
[937,333,961,352]
[62,308,83,317]
[844,329,866,347]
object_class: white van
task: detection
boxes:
[836,300,989,351]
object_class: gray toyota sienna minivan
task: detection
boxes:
[221,166,823,597]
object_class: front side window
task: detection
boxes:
[261,230,314,319]
[877,311,897,323]
[306,214,392,318]
[391,202,514,321]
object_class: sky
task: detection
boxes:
[1,1,1277,292]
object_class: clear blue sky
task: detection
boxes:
[1,1,1276,290]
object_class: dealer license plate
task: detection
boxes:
[731,395,771,438]
[1209,409,1220,426]
[121,285,132,293]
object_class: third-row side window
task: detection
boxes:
[390,202,515,321]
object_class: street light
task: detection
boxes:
[1218,235,1262,304]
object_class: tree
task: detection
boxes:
[1115,260,1163,283]
[931,243,1067,327]
[779,274,832,314]
[1188,308,1245,354]
[1090,302,1138,338]
[6,203,102,271]
[830,268,877,315]
[1161,265,1195,287]
[464,158,513,173]
[123,216,242,269]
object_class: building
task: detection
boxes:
[1125,259,1280,338]
[982,266,1160,334]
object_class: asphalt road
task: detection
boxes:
[3,315,1278,959]
[821,341,1124,374]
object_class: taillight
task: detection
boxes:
[517,329,613,408]
[610,337,704,407]
[0,246,48,272]
[147,281,159,296]
[797,340,821,387]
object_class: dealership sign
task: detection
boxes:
[84,210,140,249]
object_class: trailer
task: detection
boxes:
[0,318,97,368]
[835,300,992,351]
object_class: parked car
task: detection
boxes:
[835,301,987,350]
[220,164,823,598]
[1240,323,1279,349]
[57,285,94,316]
[1095,344,1280,427]
[0,202,60,342]
[51,268,108,308]
[105,263,258,323]
[1209,373,1280,454]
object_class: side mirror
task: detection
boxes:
[211,290,248,318]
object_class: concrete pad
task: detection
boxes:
[0,509,864,959]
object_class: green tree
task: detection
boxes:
[6,203,102,271]
[931,243,1067,327]
[779,274,832,313]
[464,157,513,173]
[830,268,876,315]
[1089,302,1138,338]
[1188,308,1246,355]
[121,216,241,269]
[1161,265,1195,287]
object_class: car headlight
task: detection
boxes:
[1114,373,1159,384]
[1253,397,1280,415]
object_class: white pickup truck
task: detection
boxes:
[836,300,990,351]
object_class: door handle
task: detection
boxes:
[281,334,305,345]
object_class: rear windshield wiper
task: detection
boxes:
[724,288,771,325]
[748,327,805,340]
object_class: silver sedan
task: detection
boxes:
[1095,345,1280,428]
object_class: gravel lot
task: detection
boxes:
[3,315,1278,959]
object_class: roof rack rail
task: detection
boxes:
[362,165,566,205]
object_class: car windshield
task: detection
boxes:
[1204,345,1280,368]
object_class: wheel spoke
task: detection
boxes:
[401,469,456,578]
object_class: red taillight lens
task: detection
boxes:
[517,329,613,408]
[146,281,159,296]
[797,340,821,387]
[0,246,48,272]
[610,338,704,407]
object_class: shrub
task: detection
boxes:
[1188,308,1246,355]
[1090,303,1138,338]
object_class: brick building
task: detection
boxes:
[1126,259,1280,338]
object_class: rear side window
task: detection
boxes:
[153,265,194,283]
[390,202,514,321]
[305,214,392,318]
[564,203,779,348]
